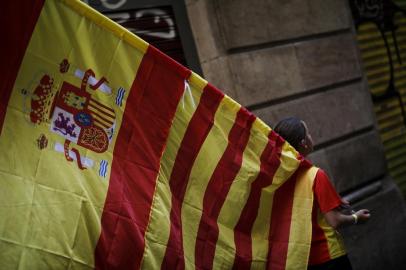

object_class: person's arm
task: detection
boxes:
[324,208,370,230]
[313,170,371,229]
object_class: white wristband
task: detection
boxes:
[352,213,358,225]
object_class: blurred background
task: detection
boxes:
[85,0,406,269]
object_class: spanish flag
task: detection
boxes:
[0,1,314,269]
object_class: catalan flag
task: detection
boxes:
[0,1,315,269]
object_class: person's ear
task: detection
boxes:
[300,139,307,148]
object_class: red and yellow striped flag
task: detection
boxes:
[0,1,314,269]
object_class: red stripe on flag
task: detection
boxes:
[267,172,297,270]
[161,84,224,270]
[194,108,256,270]
[0,0,45,134]
[232,131,284,269]
[267,159,309,270]
[95,46,191,270]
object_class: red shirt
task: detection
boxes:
[308,169,345,265]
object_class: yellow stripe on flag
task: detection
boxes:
[181,94,240,269]
[285,166,317,270]
[212,119,269,270]
[271,142,301,188]
[250,142,301,270]
[140,72,206,269]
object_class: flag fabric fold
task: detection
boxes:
[0,1,314,269]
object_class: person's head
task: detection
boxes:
[273,117,314,156]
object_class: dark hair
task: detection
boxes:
[273,117,306,150]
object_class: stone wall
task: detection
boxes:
[186,0,406,268]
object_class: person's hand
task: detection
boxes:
[354,209,370,224]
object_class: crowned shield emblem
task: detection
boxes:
[25,59,121,172]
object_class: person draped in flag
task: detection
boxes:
[274,117,371,270]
